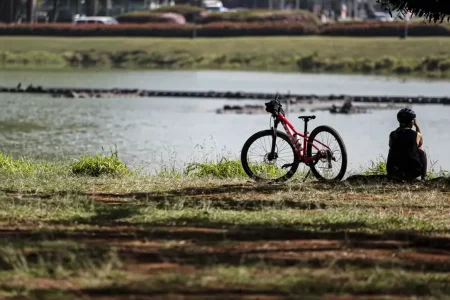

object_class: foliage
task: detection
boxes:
[184,158,247,178]
[116,12,186,24]
[2,21,450,38]
[321,21,450,36]
[2,36,450,78]
[363,158,387,175]
[0,152,59,175]
[0,22,319,37]
[153,5,203,22]
[70,148,131,177]
[199,9,320,26]
[377,0,450,23]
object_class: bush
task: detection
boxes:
[116,12,186,24]
[0,23,195,37]
[70,149,131,177]
[320,22,450,37]
[199,9,320,26]
[198,21,319,37]
[153,5,203,22]
[0,22,319,37]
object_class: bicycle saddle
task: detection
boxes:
[298,115,316,121]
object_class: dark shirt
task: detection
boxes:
[387,128,422,177]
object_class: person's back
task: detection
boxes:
[387,108,427,181]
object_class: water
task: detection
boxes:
[1,70,450,173]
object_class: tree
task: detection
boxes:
[377,0,450,22]
[51,0,58,22]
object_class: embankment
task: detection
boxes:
[1,37,450,78]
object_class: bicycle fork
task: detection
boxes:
[268,120,279,162]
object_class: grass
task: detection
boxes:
[1,36,450,78]
[0,151,449,297]
[70,148,132,177]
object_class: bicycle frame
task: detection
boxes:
[274,113,332,164]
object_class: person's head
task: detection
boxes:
[397,108,416,128]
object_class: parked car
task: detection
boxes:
[74,16,119,25]
[205,5,228,12]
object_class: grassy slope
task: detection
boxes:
[0,165,450,298]
[0,36,449,58]
[1,37,450,78]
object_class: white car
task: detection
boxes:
[74,16,119,25]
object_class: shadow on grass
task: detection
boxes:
[1,205,450,274]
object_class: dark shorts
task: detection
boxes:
[387,165,422,180]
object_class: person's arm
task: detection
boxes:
[413,119,421,134]
[417,132,423,149]
[414,120,424,149]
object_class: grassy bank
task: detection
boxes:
[0,151,450,298]
[1,37,450,78]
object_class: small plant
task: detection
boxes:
[70,148,131,177]
[363,158,387,175]
[0,152,58,175]
[184,158,247,178]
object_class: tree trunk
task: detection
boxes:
[86,0,98,16]
[27,0,37,23]
[106,0,112,15]
[52,0,58,22]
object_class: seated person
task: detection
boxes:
[387,108,427,181]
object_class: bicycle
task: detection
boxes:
[241,95,348,182]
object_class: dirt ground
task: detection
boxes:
[1,181,450,299]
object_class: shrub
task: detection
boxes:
[320,22,450,37]
[116,12,186,24]
[440,60,450,72]
[375,56,397,71]
[199,9,320,26]
[70,149,131,177]
[198,21,319,37]
[0,22,319,37]
[153,5,203,22]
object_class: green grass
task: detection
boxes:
[0,151,449,297]
[1,37,450,78]
[70,148,132,177]
[0,37,447,59]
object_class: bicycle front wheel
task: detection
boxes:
[241,130,300,182]
[307,125,347,181]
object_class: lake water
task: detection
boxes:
[1,70,450,174]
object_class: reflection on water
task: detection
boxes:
[0,70,450,172]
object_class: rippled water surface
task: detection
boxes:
[1,70,450,172]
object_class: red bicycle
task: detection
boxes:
[241,95,348,182]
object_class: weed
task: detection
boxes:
[185,158,247,178]
[70,148,131,177]
[0,152,60,175]
[363,157,387,175]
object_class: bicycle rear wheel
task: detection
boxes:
[241,130,300,182]
[306,125,347,181]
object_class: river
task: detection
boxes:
[1,70,450,174]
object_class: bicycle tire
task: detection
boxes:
[307,125,348,181]
[241,130,300,182]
